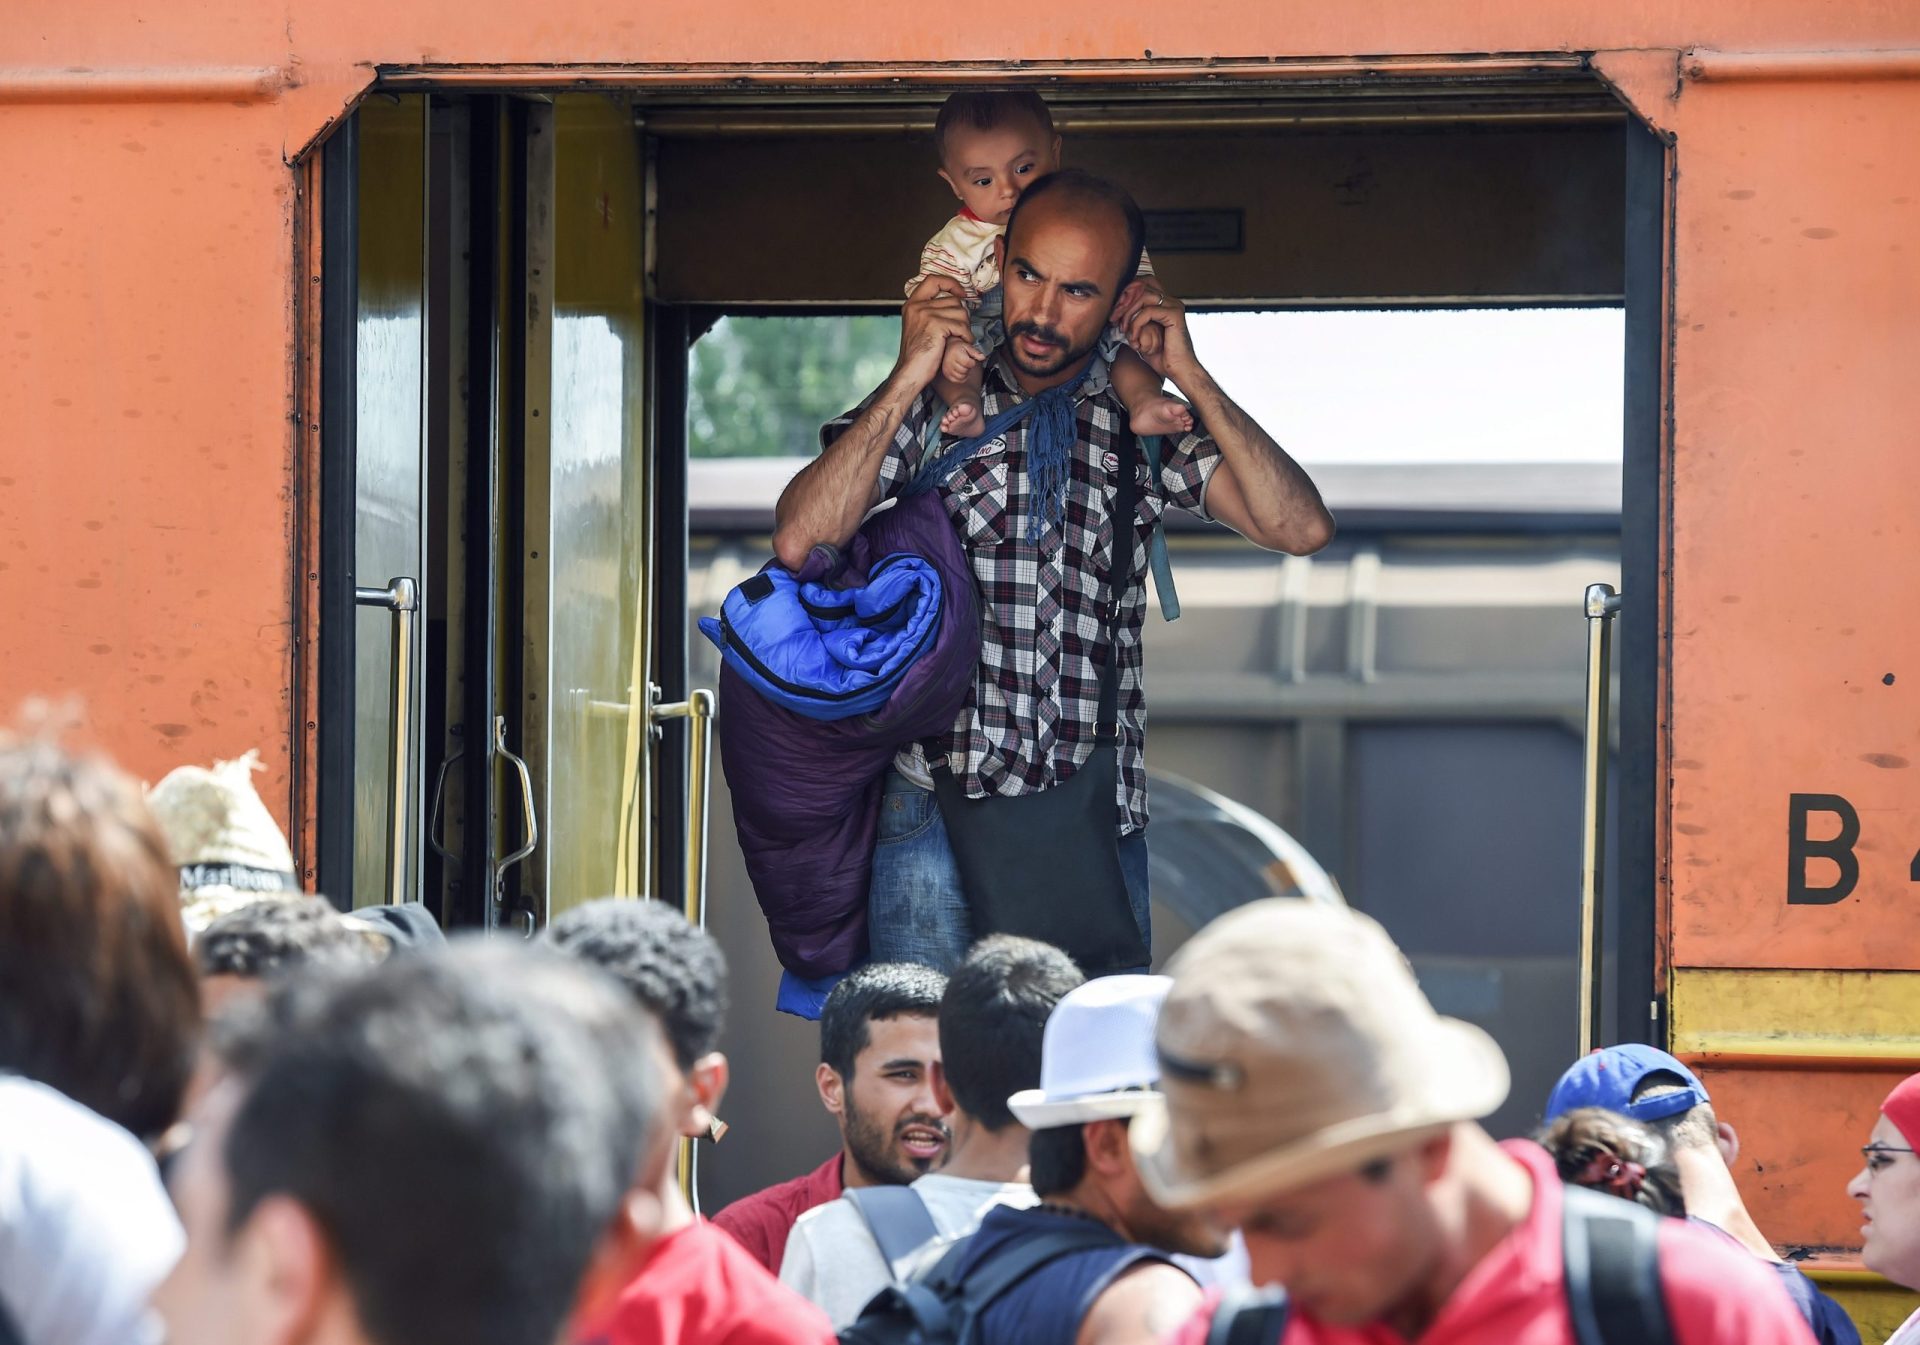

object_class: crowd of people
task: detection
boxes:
[0,725,1913,1345]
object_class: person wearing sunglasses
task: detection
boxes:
[1848,1075,1920,1343]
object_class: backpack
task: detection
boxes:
[845,1186,943,1282]
[1201,1184,1678,1345]
[836,1189,1125,1345]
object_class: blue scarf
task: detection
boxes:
[905,361,1095,543]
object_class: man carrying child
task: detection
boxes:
[774,94,1334,970]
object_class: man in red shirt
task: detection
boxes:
[1130,901,1817,1345]
[712,962,950,1272]
[548,899,836,1345]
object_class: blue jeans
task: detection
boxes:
[867,768,1150,973]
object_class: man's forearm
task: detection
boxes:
[1171,360,1334,555]
[772,374,922,571]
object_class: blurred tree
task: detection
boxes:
[688,315,900,458]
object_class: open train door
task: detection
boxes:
[308,93,709,929]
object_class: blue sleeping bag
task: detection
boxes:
[698,553,944,721]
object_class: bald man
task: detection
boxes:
[775,167,1334,972]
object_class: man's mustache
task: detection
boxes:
[894,1112,952,1142]
[1008,320,1068,349]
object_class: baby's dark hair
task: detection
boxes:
[1537,1106,1688,1218]
[934,91,1055,165]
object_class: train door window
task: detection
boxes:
[542,96,653,919]
[320,94,431,913]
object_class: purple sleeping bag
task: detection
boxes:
[716,489,980,979]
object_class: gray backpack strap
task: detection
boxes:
[1141,434,1181,622]
[845,1185,942,1282]
[1562,1185,1676,1345]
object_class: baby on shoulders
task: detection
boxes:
[906,90,1193,440]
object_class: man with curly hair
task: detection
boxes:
[545,898,835,1345]
[193,896,389,1016]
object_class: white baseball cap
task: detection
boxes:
[1008,974,1173,1129]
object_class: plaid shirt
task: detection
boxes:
[821,354,1222,834]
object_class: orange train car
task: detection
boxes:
[3,3,1918,1333]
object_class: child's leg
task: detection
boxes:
[910,275,988,437]
[1109,346,1194,437]
[932,354,987,438]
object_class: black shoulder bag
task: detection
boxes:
[926,428,1151,976]
[1561,1184,1678,1345]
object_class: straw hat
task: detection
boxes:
[1008,974,1171,1129]
[145,751,300,934]
[1131,900,1508,1210]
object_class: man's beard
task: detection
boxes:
[844,1094,950,1186]
[1005,318,1100,378]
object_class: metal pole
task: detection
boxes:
[355,576,419,908]
[651,685,718,1214]
[1579,583,1623,1055]
[649,687,717,928]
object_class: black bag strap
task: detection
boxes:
[847,1185,943,1282]
[1562,1185,1677,1345]
[1095,427,1140,741]
[1204,1286,1292,1345]
[0,1298,20,1345]
[923,1221,1127,1320]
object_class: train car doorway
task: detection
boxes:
[302,67,1666,1202]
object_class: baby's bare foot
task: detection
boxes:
[1130,395,1194,437]
[941,399,986,438]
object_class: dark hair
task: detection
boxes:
[196,896,388,980]
[543,897,728,1070]
[933,90,1055,166]
[938,935,1083,1132]
[1537,1107,1686,1218]
[1631,1074,1721,1153]
[1004,169,1147,295]
[821,962,948,1081]
[1028,1122,1089,1197]
[215,942,663,1345]
[0,730,199,1141]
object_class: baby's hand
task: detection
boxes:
[941,340,985,385]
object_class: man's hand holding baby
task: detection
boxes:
[1119,285,1200,387]
[895,279,983,395]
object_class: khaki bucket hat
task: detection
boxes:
[1131,900,1508,1210]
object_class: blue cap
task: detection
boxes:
[1544,1044,1710,1124]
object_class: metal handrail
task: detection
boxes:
[1578,582,1623,1055]
[494,715,540,876]
[354,577,419,907]
[650,688,717,927]
[649,685,719,1212]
